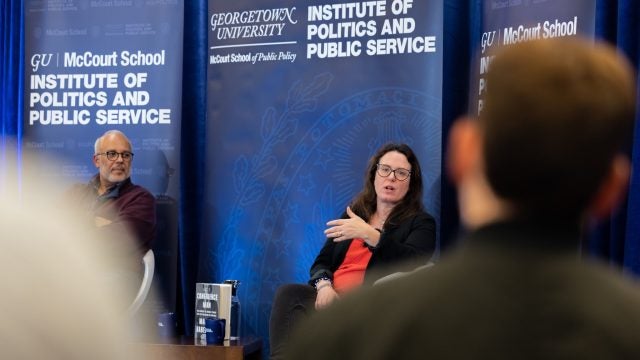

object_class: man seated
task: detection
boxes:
[65,129,156,304]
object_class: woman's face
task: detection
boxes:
[374,150,411,206]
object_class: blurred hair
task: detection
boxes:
[350,143,425,227]
[480,37,636,221]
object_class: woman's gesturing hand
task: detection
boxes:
[324,207,380,247]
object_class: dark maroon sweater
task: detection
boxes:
[66,175,156,258]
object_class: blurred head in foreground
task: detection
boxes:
[0,151,148,359]
[449,37,635,228]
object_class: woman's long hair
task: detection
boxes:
[350,143,424,228]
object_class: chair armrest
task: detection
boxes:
[373,261,435,286]
[127,249,155,316]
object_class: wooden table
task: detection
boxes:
[130,336,263,360]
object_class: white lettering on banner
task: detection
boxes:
[211,54,230,64]
[543,17,577,38]
[259,52,277,61]
[63,50,166,68]
[64,51,118,67]
[307,36,437,59]
[215,24,286,40]
[366,36,435,55]
[478,78,486,96]
[503,17,579,45]
[477,14,580,117]
[480,31,496,54]
[479,56,494,75]
[210,7,297,41]
[122,72,148,88]
[29,109,91,125]
[503,24,541,45]
[120,50,166,66]
[30,53,54,72]
[307,41,362,58]
[30,91,108,107]
[112,91,150,106]
[380,17,415,35]
[208,0,435,64]
[210,52,253,63]
[307,20,377,40]
[307,1,386,21]
[390,0,413,15]
[28,47,174,126]
[210,7,297,31]
[230,53,252,62]
[278,51,296,62]
[304,0,435,60]
[30,73,119,89]
[95,109,171,125]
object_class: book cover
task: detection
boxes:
[194,283,232,344]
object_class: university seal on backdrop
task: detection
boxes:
[242,86,441,333]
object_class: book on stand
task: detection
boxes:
[194,283,232,344]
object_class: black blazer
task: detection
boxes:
[309,211,436,285]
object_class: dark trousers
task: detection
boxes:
[269,283,317,360]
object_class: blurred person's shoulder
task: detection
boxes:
[287,250,640,359]
[0,170,137,359]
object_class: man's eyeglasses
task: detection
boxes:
[376,164,411,181]
[97,151,134,161]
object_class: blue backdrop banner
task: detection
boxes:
[22,0,183,314]
[471,0,596,115]
[23,1,183,199]
[205,0,443,346]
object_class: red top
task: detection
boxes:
[332,238,373,294]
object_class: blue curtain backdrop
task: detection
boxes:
[0,0,23,183]
[587,0,640,272]
[2,0,640,348]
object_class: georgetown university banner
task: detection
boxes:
[472,0,596,115]
[22,0,183,314]
[204,0,443,343]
